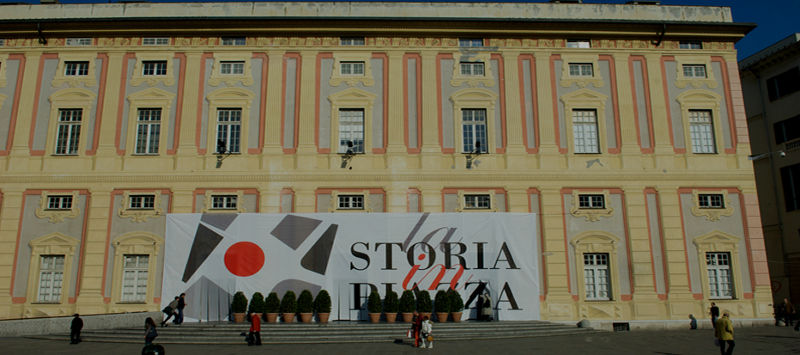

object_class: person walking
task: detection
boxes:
[161,296,179,326]
[144,317,158,346]
[411,311,422,348]
[175,293,186,325]
[69,313,83,344]
[709,302,720,329]
[480,292,493,321]
[247,311,262,346]
[715,312,735,355]
[420,315,433,349]
[783,298,795,327]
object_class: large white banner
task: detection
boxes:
[162,213,539,321]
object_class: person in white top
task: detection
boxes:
[420,316,433,349]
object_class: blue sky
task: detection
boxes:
[1,0,796,60]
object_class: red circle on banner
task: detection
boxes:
[224,242,265,277]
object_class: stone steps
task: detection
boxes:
[30,320,602,344]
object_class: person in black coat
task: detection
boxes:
[70,313,83,344]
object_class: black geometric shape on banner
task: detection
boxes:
[300,224,337,275]
[181,223,224,282]
[271,279,321,298]
[200,213,238,231]
[270,215,322,250]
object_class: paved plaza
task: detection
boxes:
[1,325,798,354]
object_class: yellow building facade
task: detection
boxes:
[0,2,773,323]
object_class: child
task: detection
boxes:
[420,316,433,349]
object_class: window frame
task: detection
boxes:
[688,109,716,154]
[340,37,365,46]
[679,41,703,49]
[128,194,156,210]
[120,254,150,303]
[337,108,365,154]
[567,39,591,48]
[133,108,162,155]
[142,37,169,46]
[578,194,605,209]
[568,63,594,77]
[706,252,734,299]
[54,108,83,156]
[459,61,485,76]
[220,61,245,75]
[211,194,239,210]
[63,61,89,76]
[215,108,242,154]
[458,38,484,47]
[37,255,66,303]
[461,108,488,153]
[65,38,92,46]
[340,61,365,76]
[25,233,79,307]
[583,253,611,301]
[46,195,73,210]
[220,37,246,46]
[697,193,725,209]
[463,194,492,210]
[337,194,365,210]
[766,66,800,102]
[682,64,707,79]
[141,60,168,76]
[571,109,600,154]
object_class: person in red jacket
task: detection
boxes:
[248,312,262,346]
[412,312,422,348]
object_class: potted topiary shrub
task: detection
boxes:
[264,292,280,323]
[280,290,297,323]
[434,290,450,322]
[248,292,265,321]
[383,290,399,323]
[231,291,248,323]
[417,290,432,320]
[399,290,416,323]
[314,290,332,324]
[448,289,464,323]
[297,290,314,323]
[367,289,382,323]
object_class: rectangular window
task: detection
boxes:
[698,193,725,209]
[464,194,491,210]
[142,61,167,76]
[338,109,365,154]
[462,108,488,153]
[55,108,82,155]
[216,108,242,154]
[338,195,364,210]
[689,110,716,154]
[679,41,703,49]
[220,61,245,75]
[0,39,5,46]
[780,163,800,212]
[211,195,238,210]
[128,195,155,210]
[64,61,89,76]
[567,39,591,48]
[142,37,169,46]
[682,64,707,78]
[47,195,73,210]
[221,37,246,46]
[767,67,800,101]
[584,253,610,300]
[66,38,91,46]
[568,63,593,77]
[572,109,599,154]
[340,61,365,76]
[121,255,149,302]
[578,194,605,209]
[340,37,365,46]
[38,255,65,303]
[706,252,733,299]
[459,38,484,47]
[773,114,800,145]
[135,108,161,155]
[460,62,485,76]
